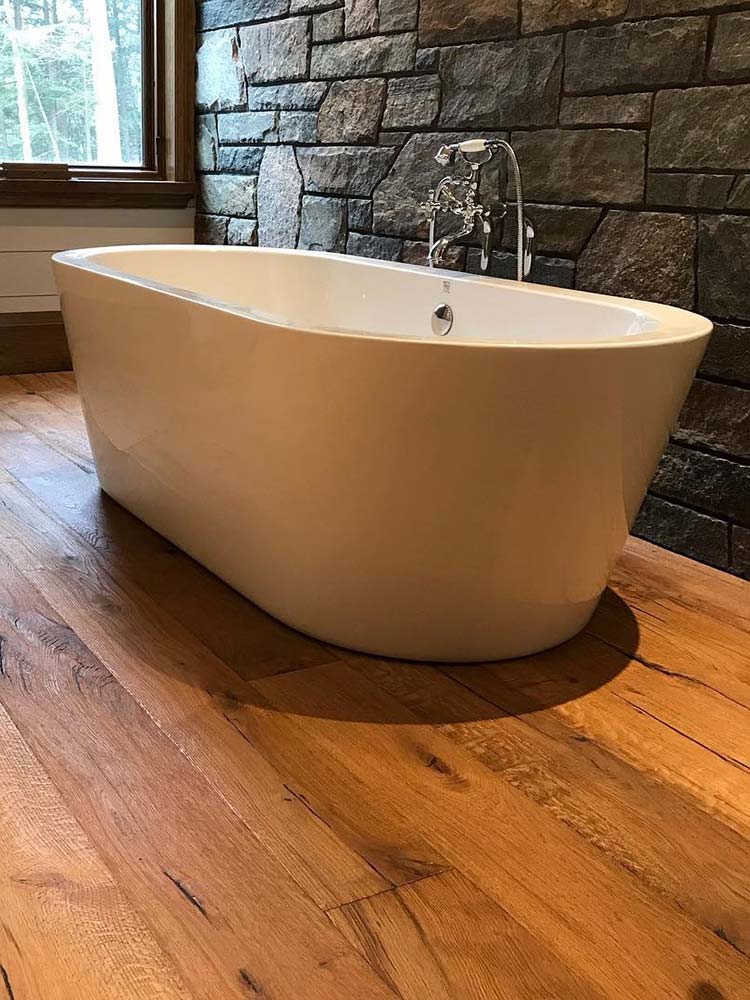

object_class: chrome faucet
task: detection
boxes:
[423,138,535,281]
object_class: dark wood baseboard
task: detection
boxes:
[0,311,72,375]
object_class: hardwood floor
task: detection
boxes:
[0,372,748,999]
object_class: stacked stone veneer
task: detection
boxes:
[196,0,750,577]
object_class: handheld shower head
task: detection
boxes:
[434,139,498,168]
[455,139,494,155]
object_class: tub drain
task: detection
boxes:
[432,303,454,337]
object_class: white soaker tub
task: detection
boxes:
[53,246,711,662]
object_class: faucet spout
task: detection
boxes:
[427,208,477,268]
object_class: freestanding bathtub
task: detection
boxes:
[53,246,711,662]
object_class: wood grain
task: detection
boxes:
[0,700,191,1000]
[343,652,750,956]
[329,869,604,1000]
[590,542,750,710]
[0,374,749,999]
[0,479,387,911]
[245,662,750,998]
[0,376,90,466]
[439,637,750,838]
[0,551,394,1000]
[0,178,195,208]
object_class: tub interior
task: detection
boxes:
[68,246,706,348]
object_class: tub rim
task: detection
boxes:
[53,244,714,352]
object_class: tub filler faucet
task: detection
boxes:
[423,138,535,281]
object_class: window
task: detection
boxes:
[1,0,147,167]
[0,0,194,205]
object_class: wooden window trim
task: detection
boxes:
[0,0,195,209]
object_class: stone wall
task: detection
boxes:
[196,0,750,577]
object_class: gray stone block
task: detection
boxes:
[313,8,344,41]
[415,47,439,72]
[647,173,733,210]
[218,112,279,144]
[311,33,416,78]
[633,495,728,570]
[439,36,563,128]
[279,112,319,143]
[290,0,339,9]
[347,233,403,261]
[227,218,259,245]
[420,0,517,45]
[512,129,646,204]
[342,0,418,34]
[196,30,246,111]
[201,174,258,217]
[559,93,652,127]
[651,444,750,526]
[732,526,750,578]
[196,114,219,172]
[503,205,602,257]
[200,0,290,30]
[577,211,696,309]
[698,215,750,319]
[700,323,750,386]
[318,79,386,143]
[218,146,265,173]
[348,198,372,231]
[629,0,738,16]
[710,12,750,80]
[258,146,304,247]
[650,85,750,171]
[728,176,750,210]
[195,214,228,244]
[344,0,377,36]
[240,18,310,84]
[297,145,395,196]
[378,132,410,147]
[379,0,418,32]
[383,77,440,129]
[565,18,708,94]
[298,196,347,251]
[676,379,750,460]
[522,0,626,34]
[248,82,328,111]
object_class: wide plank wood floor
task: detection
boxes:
[0,371,748,999]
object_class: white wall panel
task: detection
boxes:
[0,253,59,297]
[0,205,195,307]
[0,295,58,313]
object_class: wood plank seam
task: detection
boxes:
[322,869,457,914]
[615,693,750,774]
[587,625,750,712]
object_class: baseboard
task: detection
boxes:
[0,311,72,374]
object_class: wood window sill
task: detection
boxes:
[0,178,196,209]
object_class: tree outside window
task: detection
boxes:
[0,0,144,166]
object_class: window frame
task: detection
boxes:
[0,0,195,207]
